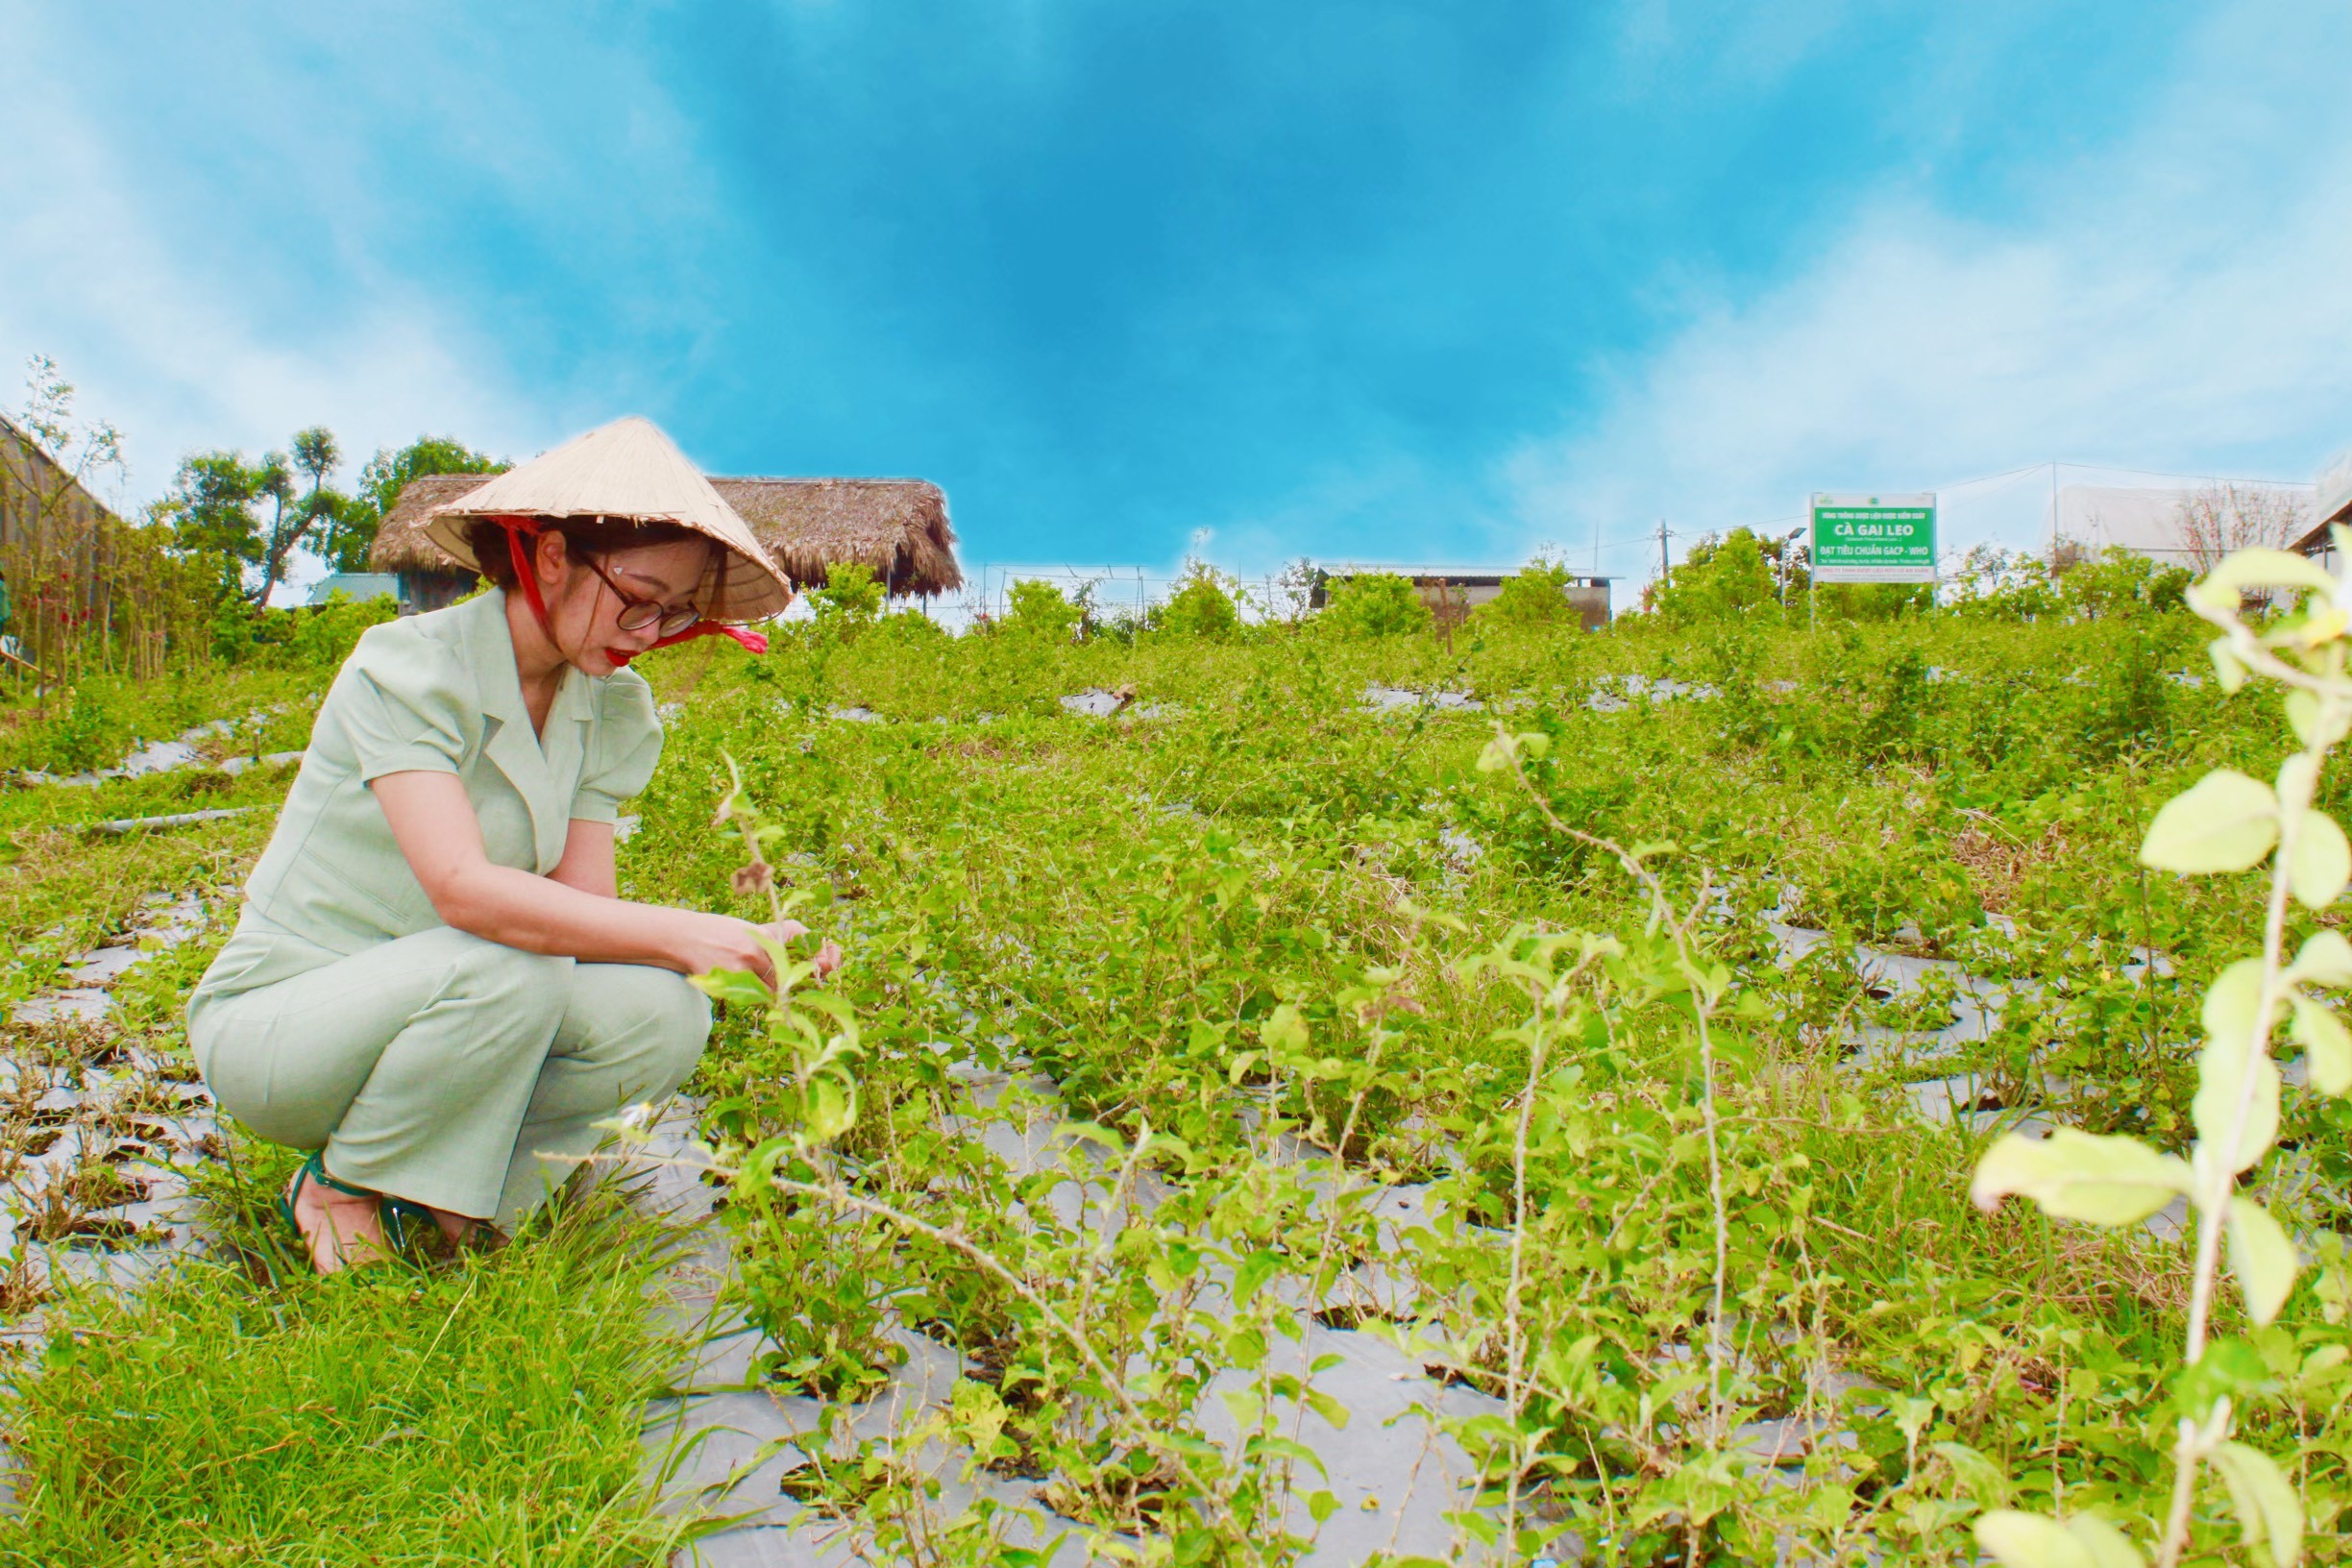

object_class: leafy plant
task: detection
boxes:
[1970,542,2352,1568]
[1652,527,1776,623]
[1320,572,1433,637]
[1473,557,1581,627]
[1158,558,1242,638]
[1003,576,1084,641]
[809,561,885,623]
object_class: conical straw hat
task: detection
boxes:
[425,415,794,622]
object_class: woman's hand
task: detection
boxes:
[666,911,784,987]
[662,914,843,987]
[769,919,845,981]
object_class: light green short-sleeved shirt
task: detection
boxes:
[191,588,663,1007]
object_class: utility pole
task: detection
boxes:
[1657,519,1670,583]
[2049,460,2060,566]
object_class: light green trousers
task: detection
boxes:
[189,926,710,1228]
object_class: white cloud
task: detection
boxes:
[1504,2,2352,589]
[0,77,553,519]
[0,4,741,523]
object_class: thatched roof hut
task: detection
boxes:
[371,472,963,603]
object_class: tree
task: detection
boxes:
[1944,544,2056,621]
[2171,482,2306,573]
[161,435,343,604]
[2057,546,2193,621]
[251,427,350,606]
[322,435,506,574]
[1267,557,1318,624]
[1,355,134,672]
[1759,531,1808,605]
[161,452,270,571]
[1320,572,1433,636]
[4,355,122,528]
[1651,528,1775,623]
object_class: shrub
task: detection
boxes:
[1652,529,1776,623]
[1319,573,1432,637]
[1005,578,1084,642]
[2057,546,2193,621]
[282,591,397,674]
[872,605,949,646]
[809,562,883,623]
[1474,560,1580,626]
[39,683,123,774]
[1944,546,2057,621]
[1157,562,1239,639]
[1810,579,1935,620]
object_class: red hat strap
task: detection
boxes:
[655,622,769,655]
[496,516,558,641]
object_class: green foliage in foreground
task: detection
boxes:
[0,1162,707,1568]
[592,604,2352,1560]
[9,586,2352,1562]
[1971,546,2352,1568]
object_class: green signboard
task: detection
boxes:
[1810,493,1937,584]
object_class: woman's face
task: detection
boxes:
[540,535,714,676]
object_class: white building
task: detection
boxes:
[2052,480,2315,569]
[2292,448,2352,572]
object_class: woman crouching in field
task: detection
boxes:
[187,416,837,1274]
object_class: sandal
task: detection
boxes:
[380,1194,440,1253]
[279,1152,439,1261]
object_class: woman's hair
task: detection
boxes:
[464,516,709,592]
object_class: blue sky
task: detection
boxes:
[3,0,2347,599]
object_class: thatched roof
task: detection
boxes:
[372,472,963,599]
[719,478,961,597]
[372,474,530,576]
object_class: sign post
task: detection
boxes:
[1808,492,1937,626]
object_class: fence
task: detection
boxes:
[0,419,210,681]
[894,565,1307,634]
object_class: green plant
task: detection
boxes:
[2059,546,2195,623]
[282,589,397,673]
[1003,576,1084,641]
[1158,558,1241,639]
[1474,558,1580,626]
[1653,527,1775,623]
[1970,542,2352,1568]
[39,682,120,774]
[1319,572,1433,638]
[809,561,884,623]
[331,434,505,573]
[17,548,2352,1561]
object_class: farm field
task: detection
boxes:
[0,593,2346,1565]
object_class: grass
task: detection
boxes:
[0,1148,716,1568]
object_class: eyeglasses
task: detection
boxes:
[575,552,703,638]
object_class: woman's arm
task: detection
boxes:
[549,819,620,900]
[371,770,784,982]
